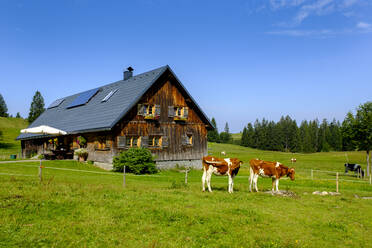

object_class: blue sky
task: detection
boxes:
[1,0,371,132]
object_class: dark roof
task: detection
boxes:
[17,65,212,140]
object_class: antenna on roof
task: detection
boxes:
[123,66,134,80]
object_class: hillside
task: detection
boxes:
[0,117,28,159]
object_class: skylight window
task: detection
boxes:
[67,88,100,109]
[48,98,65,109]
[101,89,118,102]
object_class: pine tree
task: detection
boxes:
[207,117,220,143]
[28,91,45,123]
[328,119,342,151]
[241,127,249,147]
[0,93,8,117]
[352,102,372,176]
[341,112,356,151]
[16,112,21,118]
[220,122,232,143]
[318,119,330,152]
[246,123,255,147]
[224,122,230,134]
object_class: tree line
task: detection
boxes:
[0,91,45,123]
[240,116,344,153]
[208,101,371,176]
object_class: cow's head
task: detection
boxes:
[287,168,295,180]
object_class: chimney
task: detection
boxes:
[123,66,134,80]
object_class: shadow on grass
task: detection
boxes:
[0,142,15,149]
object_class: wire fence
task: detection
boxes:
[1,163,371,190]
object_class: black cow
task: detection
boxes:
[344,163,364,177]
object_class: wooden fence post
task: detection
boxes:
[123,165,126,188]
[311,169,313,180]
[336,172,339,193]
[39,160,42,182]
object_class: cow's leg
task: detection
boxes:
[254,174,259,192]
[271,178,276,192]
[228,175,232,193]
[249,167,253,192]
[275,178,279,192]
[202,169,207,192]
[228,174,234,193]
[207,169,213,192]
[231,175,235,193]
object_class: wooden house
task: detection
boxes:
[17,66,213,169]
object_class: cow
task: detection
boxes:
[344,163,364,178]
[249,159,295,193]
[221,151,226,156]
[202,156,242,193]
[291,158,297,163]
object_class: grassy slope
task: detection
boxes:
[0,117,28,159]
[231,132,242,142]
[1,144,372,247]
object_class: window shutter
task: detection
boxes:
[162,136,169,148]
[117,136,126,148]
[183,107,189,119]
[137,104,144,116]
[141,136,149,148]
[168,106,175,118]
[155,104,161,117]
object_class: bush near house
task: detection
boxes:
[113,147,157,175]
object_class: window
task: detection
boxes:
[182,134,193,146]
[137,104,160,120]
[170,106,189,121]
[125,136,141,148]
[149,136,162,148]
[95,136,110,150]
[188,134,193,145]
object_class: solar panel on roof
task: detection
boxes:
[48,98,65,109]
[101,89,118,102]
[67,88,100,109]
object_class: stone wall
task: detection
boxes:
[155,159,202,170]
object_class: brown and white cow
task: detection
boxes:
[249,159,295,192]
[202,156,242,193]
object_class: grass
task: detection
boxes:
[231,132,242,142]
[0,117,28,160]
[1,143,372,247]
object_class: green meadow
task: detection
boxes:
[1,142,372,247]
[0,117,28,160]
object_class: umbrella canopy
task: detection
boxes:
[21,125,67,135]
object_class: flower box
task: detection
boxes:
[174,116,187,121]
[144,115,160,120]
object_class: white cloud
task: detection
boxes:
[269,0,308,9]
[341,0,358,8]
[267,0,365,26]
[357,21,371,29]
[293,0,335,25]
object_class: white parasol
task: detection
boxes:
[20,125,67,181]
[21,125,67,135]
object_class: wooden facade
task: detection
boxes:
[21,70,211,164]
